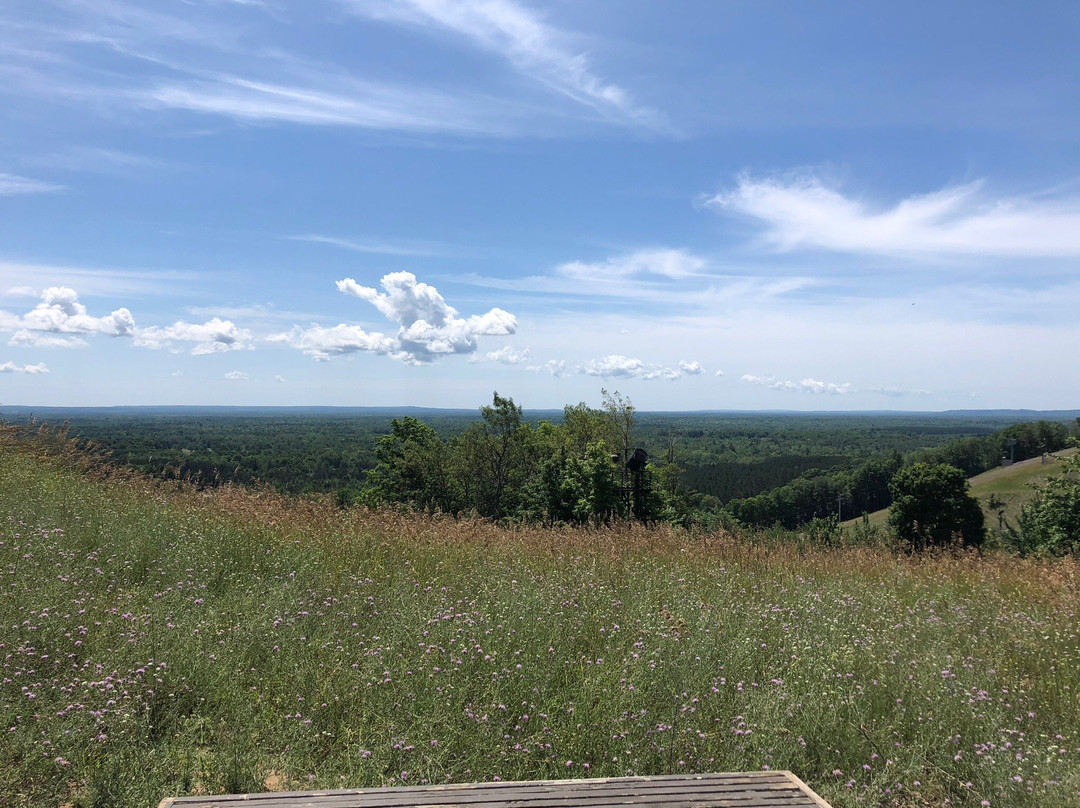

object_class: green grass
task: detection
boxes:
[2,435,1079,808]
[970,448,1078,531]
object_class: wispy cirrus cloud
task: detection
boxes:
[143,74,512,135]
[0,261,195,297]
[741,374,854,395]
[272,272,516,364]
[0,172,65,195]
[557,249,707,281]
[459,247,814,311]
[708,174,1080,258]
[0,2,580,137]
[21,147,176,177]
[285,234,446,257]
[348,0,659,127]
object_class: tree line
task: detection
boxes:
[717,420,1073,531]
[357,391,687,525]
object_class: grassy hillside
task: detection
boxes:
[971,448,1078,532]
[2,433,1079,808]
[844,448,1078,534]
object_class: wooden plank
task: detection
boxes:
[160,772,832,808]
[164,772,797,803]
[163,789,814,808]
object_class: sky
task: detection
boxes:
[1,0,1079,411]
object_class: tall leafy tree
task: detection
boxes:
[887,463,985,551]
[454,393,533,519]
[362,416,454,512]
[1014,454,1080,556]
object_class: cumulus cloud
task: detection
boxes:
[582,354,704,381]
[134,317,254,355]
[741,374,855,394]
[274,374,286,383]
[275,272,516,364]
[268,324,400,361]
[0,287,134,344]
[530,359,567,377]
[714,369,725,377]
[9,330,87,348]
[0,361,49,374]
[223,370,249,381]
[486,345,530,365]
[707,174,1080,258]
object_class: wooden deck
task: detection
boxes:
[158,771,833,808]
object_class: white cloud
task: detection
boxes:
[0,361,49,374]
[486,345,530,365]
[4,286,37,297]
[714,369,725,377]
[145,75,509,135]
[26,147,173,177]
[286,234,444,257]
[8,330,87,349]
[134,317,254,355]
[349,0,657,126]
[275,272,515,364]
[274,374,286,383]
[0,287,134,343]
[0,262,196,297]
[458,251,814,312]
[741,374,855,395]
[872,385,932,397]
[223,370,249,381]
[268,324,401,362]
[582,354,704,381]
[530,359,566,377]
[708,174,1080,258]
[557,249,707,281]
[0,173,65,195]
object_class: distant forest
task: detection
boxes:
[5,401,1078,530]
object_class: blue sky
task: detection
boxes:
[2,0,1079,410]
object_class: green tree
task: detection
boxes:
[601,388,635,469]
[887,463,985,551]
[1014,454,1080,555]
[453,393,533,519]
[361,416,454,512]
[561,402,616,456]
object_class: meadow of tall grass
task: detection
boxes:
[2,430,1078,808]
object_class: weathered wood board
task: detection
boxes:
[159,771,833,808]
